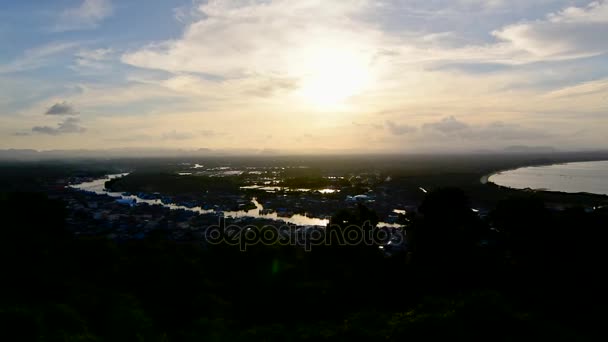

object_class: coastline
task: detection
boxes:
[482,160,608,197]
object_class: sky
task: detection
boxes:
[1,0,608,153]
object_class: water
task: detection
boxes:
[70,174,403,228]
[488,161,608,196]
[240,185,340,194]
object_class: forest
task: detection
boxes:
[1,184,607,341]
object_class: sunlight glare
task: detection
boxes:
[295,47,373,110]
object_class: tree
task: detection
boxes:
[489,195,549,266]
[410,188,484,288]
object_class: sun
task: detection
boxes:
[294,47,373,110]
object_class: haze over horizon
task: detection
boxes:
[2,0,608,153]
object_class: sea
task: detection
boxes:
[488,160,608,196]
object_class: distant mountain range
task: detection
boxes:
[502,145,558,154]
[1,146,607,161]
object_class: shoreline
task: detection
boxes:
[482,159,608,197]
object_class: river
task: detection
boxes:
[69,174,404,228]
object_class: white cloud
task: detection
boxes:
[75,48,113,62]
[121,0,608,92]
[122,0,381,77]
[546,78,608,98]
[5,0,608,151]
[54,0,113,32]
[101,1,602,151]
[548,1,608,23]
[0,42,78,74]
[71,48,114,72]
[492,1,608,60]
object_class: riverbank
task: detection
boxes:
[69,174,404,228]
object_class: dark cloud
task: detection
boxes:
[45,101,78,115]
[503,145,557,153]
[422,116,469,133]
[422,117,548,141]
[32,117,86,135]
[468,121,549,140]
[385,120,417,135]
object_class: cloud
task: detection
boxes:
[458,0,508,9]
[4,0,608,152]
[118,0,608,119]
[32,118,86,135]
[503,145,557,153]
[492,1,608,60]
[76,48,113,61]
[122,0,379,77]
[54,0,113,32]
[45,101,78,115]
[468,121,549,140]
[385,120,417,135]
[360,1,608,68]
[422,116,548,141]
[545,78,608,98]
[120,0,596,108]
[0,42,78,74]
[72,48,114,71]
[423,116,470,133]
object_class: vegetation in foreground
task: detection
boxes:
[1,185,607,341]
